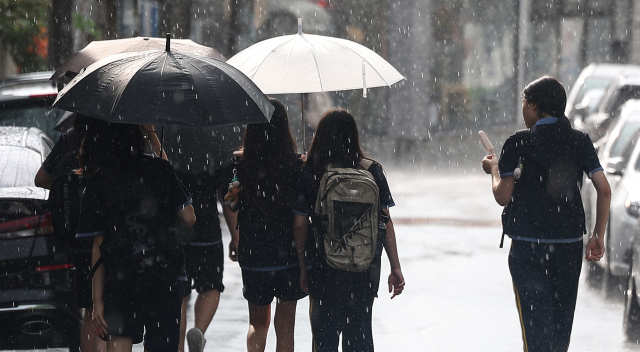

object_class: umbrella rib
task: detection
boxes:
[323,37,399,87]
[298,34,324,92]
[110,53,160,116]
[251,35,299,80]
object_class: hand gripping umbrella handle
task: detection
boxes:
[478,131,493,154]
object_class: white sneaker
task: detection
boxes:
[187,327,206,352]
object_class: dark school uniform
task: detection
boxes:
[41,129,93,308]
[498,117,603,352]
[292,159,395,352]
[175,170,225,296]
[76,155,192,352]
[224,156,307,306]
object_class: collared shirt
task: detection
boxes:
[497,119,603,242]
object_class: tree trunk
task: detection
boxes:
[48,0,73,71]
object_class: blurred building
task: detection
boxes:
[2,0,640,162]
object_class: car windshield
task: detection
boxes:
[605,85,640,113]
[0,146,41,188]
[574,77,612,106]
[0,104,63,142]
[608,119,640,159]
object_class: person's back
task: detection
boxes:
[76,123,195,352]
[292,108,405,352]
[224,98,307,352]
[501,123,592,241]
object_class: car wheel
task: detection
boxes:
[602,225,625,298]
[624,264,640,341]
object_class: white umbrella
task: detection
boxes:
[226,19,405,149]
[227,20,403,96]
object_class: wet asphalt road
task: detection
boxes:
[17,170,640,351]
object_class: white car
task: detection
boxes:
[584,100,640,297]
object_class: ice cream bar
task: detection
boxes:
[478,131,494,153]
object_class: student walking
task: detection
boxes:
[76,123,196,352]
[176,169,234,352]
[482,76,611,352]
[292,108,405,352]
[34,115,107,352]
[222,98,306,352]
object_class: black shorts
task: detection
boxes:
[71,250,92,308]
[102,275,185,352]
[241,265,307,306]
[183,242,225,297]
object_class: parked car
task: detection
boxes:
[624,217,640,340]
[0,72,65,142]
[583,71,640,141]
[0,126,81,350]
[583,100,640,297]
[566,64,640,130]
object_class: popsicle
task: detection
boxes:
[478,131,494,154]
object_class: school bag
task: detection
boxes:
[311,159,380,272]
[93,157,185,286]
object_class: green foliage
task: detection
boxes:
[72,13,102,40]
[0,0,49,72]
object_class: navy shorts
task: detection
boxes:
[183,242,225,297]
[241,265,307,306]
[102,275,184,352]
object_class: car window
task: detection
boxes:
[41,137,52,157]
[605,85,640,113]
[620,130,640,163]
[574,77,611,107]
[608,120,640,158]
[0,146,41,188]
[0,103,62,142]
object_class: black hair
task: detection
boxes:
[237,98,299,213]
[522,75,571,130]
[306,108,367,176]
[79,122,145,176]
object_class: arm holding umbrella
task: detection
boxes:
[141,125,168,160]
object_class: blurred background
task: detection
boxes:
[1,0,639,167]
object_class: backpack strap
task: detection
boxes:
[359,158,374,170]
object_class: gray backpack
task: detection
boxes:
[313,159,379,272]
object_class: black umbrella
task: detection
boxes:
[51,37,273,128]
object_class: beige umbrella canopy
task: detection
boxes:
[51,36,224,82]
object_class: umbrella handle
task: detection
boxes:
[166,33,171,52]
[301,93,306,153]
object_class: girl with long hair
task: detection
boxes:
[482,76,611,351]
[225,98,306,352]
[292,108,405,352]
[76,122,195,352]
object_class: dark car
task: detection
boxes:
[0,72,66,142]
[0,126,81,350]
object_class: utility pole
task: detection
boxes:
[516,0,531,122]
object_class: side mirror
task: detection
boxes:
[605,157,626,176]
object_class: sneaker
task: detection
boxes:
[187,327,206,352]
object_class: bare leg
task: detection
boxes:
[273,299,297,352]
[194,289,220,332]
[80,308,94,352]
[105,335,132,352]
[179,295,190,352]
[86,306,107,352]
[247,302,271,352]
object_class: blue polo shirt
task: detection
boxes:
[498,117,603,243]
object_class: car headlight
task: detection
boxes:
[626,197,640,218]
